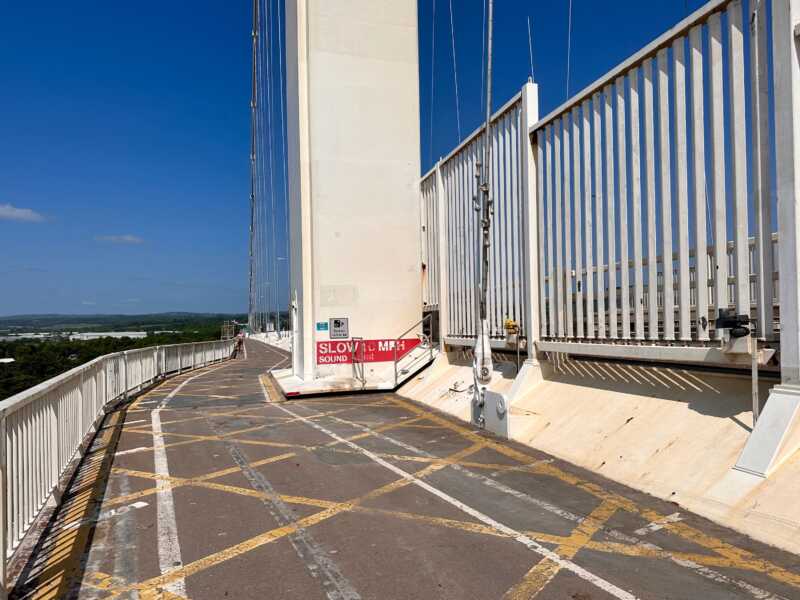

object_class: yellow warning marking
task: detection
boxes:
[105,452,297,507]
[82,571,126,591]
[503,500,618,599]
[118,403,378,453]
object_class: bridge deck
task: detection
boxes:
[9,341,800,599]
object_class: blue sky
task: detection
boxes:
[0,1,705,316]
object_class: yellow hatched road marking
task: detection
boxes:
[388,395,800,591]
[108,442,486,596]
[503,500,619,599]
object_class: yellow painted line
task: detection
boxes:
[120,404,375,451]
[354,506,505,538]
[82,571,126,591]
[105,452,297,507]
[503,500,618,599]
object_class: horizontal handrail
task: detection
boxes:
[0,338,235,595]
[393,313,434,387]
[420,91,523,182]
[395,314,432,344]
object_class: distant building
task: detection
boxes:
[0,333,59,341]
[68,331,147,341]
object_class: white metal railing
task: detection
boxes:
[0,338,234,593]
[532,0,778,349]
[421,93,528,341]
[421,173,440,311]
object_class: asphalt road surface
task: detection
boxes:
[9,341,800,599]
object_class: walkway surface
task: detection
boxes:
[9,341,800,599]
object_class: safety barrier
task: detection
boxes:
[532,0,778,354]
[0,339,235,594]
[421,93,530,342]
[420,0,800,371]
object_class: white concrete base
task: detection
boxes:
[476,359,544,439]
[398,352,800,555]
[482,390,510,438]
[271,346,438,397]
[735,384,800,476]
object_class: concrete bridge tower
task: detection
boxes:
[283,0,422,392]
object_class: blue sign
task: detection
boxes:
[316,321,329,332]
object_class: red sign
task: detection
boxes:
[316,338,421,365]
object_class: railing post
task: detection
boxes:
[735,0,800,477]
[123,351,129,400]
[434,158,449,346]
[520,80,541,360]
[1,415,7,600]
[773,0,800,384]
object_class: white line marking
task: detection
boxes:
[64,502,149,531]
[258,342,291,370]
[151,363,228,598]
[634,513,683,536]
[124,419,147,425]
[115,446,151,457]
[152,408,187,597]
[265,395,637,599]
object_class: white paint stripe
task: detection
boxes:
[150,363,229,597]
[152,409,187,597]
[259,342,291,369]
[64,502,149,531]
[268,399,637,600]
[321,416,782,600]
[634,513,683,536]
[115,446,151,457]
[124,419,147,425]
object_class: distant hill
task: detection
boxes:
[0,312,249,333]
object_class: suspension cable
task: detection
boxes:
[266,0,279,334]
[428,0,437,167]
[448,0,461,140]
[256,2,270,333]
[480,0,486,110]
[527,16,534,81]
[478,0,494,352]
[566,0,573,99]
[277,0,289,335]
[248,0,259,331]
